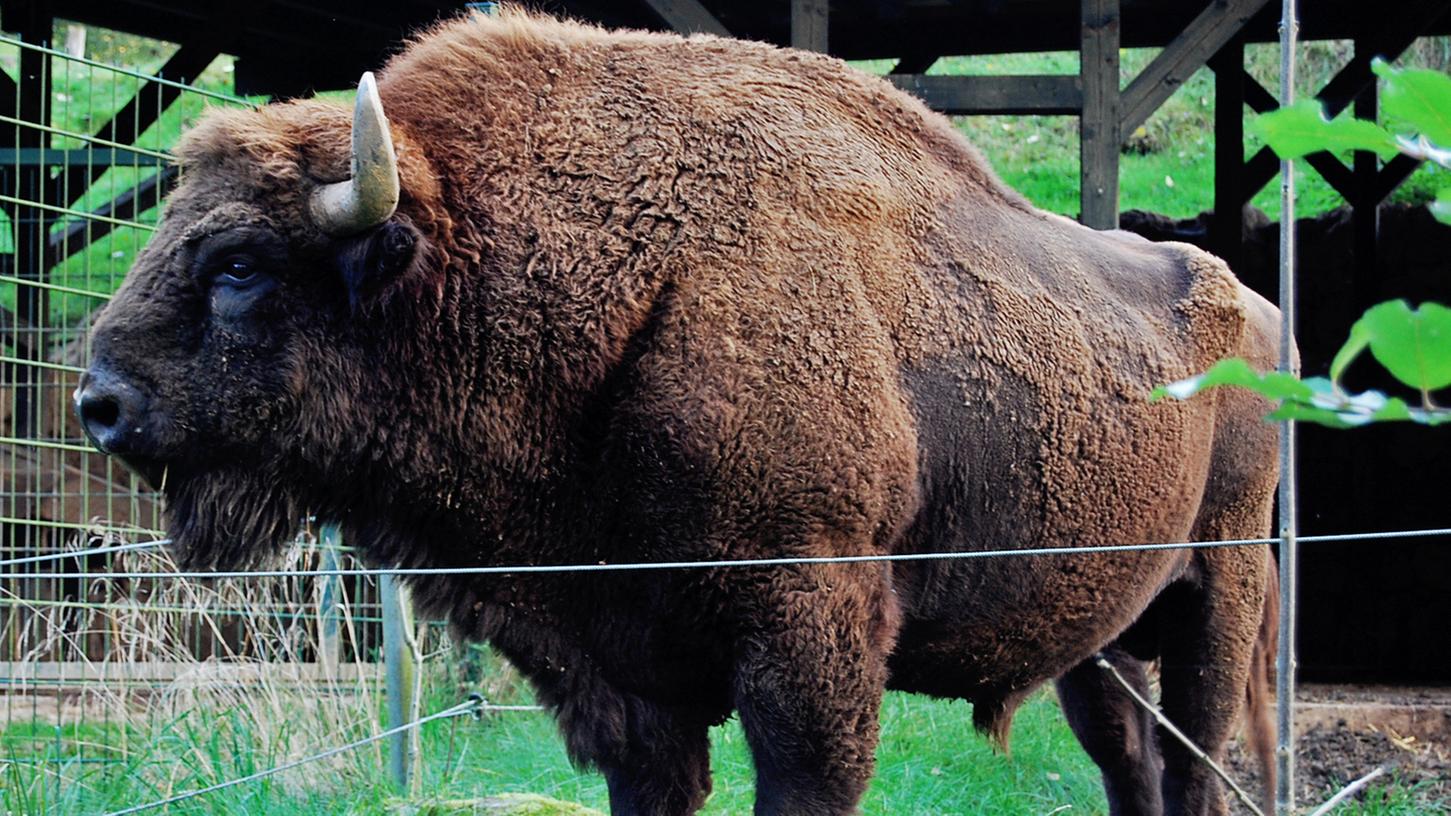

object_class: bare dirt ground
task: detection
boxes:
[1228,684,1450,813]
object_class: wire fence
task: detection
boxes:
[0,32,417,814]
[0,19,1445,816]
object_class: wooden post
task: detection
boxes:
[1351,35,1379,313]
[791,0,828,53]
[1080,0,1120,230]
[9,0,52,440]
[1210,36,1246,277]
[640,0,730,37]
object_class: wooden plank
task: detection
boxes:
[1120,0,1271,137]
[0,660,383,685]
[887,74,1082,115]
[0,148,168,166]
[640,0,730,37]
[790,0,828,53]
[1080,0,1120,230]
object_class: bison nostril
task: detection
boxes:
[79,392,122,430]
[75,366,149,455]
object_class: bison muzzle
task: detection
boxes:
[79,10,1282,816]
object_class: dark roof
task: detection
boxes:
[14,1,1451,97]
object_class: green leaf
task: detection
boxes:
[1335,300,1451,392]
[1267,400,1359,428]
[1373,59,1451,147]
[1152,358,1312,403]
[1329,314,1374,386]
[1251,99,1399,160]
[1430,188,1451,226]
[1156,366,1451,429]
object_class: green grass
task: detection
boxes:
[434,689,1104,815]
[2,646,1443,816]
[0,673,1105,815]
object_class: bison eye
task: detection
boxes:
[217,255,260,287]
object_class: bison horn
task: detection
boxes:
[309,72,400,236]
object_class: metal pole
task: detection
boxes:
[317,525,342,673]
[381,573,414,790]
[1275,1,1299,813]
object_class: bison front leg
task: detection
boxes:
[599,708,712,816]
[732,564,898,816]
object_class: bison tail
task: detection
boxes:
[1245,551,1279,815]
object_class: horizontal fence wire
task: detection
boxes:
[0,516,165,536]
[0,273,114,300]
[0,525,1445,582]
[0,595,387,621]
[0,539,166,567]
[0,192,159,231]
[0,115,174,161]
[0,354,87,374]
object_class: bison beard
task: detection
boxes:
[165,465,305,570]
[79,9,1284,816]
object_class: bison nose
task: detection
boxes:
[74,367,149,455]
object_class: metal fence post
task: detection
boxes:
[317,525,342,673]
[1275,1,1300,813]
[381,572,416,791]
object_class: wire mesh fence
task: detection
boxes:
[0,33,426,812]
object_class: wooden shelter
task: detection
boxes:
[3,0,1449,682]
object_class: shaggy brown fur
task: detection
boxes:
[82,9,1282,815]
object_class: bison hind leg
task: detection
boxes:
[1056,646,1165,816]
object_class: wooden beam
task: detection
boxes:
[1080,0,1120,230]
[50,44,217,209]
[1305,152,1356,201]
[46,166,177,268]
[1243,0,1446,198]
[1367,154,1423,205]
[891,55,939,75]
[887,74,1082,115]
[790,0,828,53]
[640,0,730,36]
[1243,71,1278,113]
[1316,0,1449,117]
[1120,0,1271,137]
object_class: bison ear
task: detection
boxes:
[333,218,420,312]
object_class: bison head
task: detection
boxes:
[75,75,438,568]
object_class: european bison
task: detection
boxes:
[76,10,1280,815]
